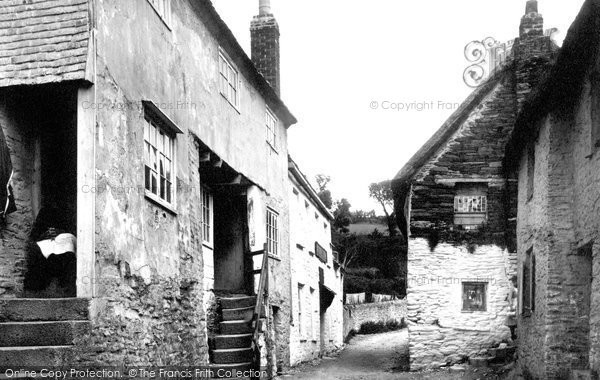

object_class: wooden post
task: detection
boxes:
[76,85,95,298]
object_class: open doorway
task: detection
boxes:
[6,84,79,298]
[197,141,253,296]
[213,188,250,293]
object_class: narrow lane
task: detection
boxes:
[281,329,509,380]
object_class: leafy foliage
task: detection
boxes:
[333,198,352,234]
[368,180,398,236]
[315,174,333,209]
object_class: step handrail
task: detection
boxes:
[251,243,269,370]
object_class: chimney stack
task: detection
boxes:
[520,0,544,39]
[251,0,281,96]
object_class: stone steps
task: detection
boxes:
[0,346,73,368]
[211,348,253,365]
[0,298,90,368]
[0,321,90,347]
[222,306,265,322]
[220,320,253,335]
[210,295,261,369]
[213,334,253,350]
[0,298,89,322]
[220,296,256,310]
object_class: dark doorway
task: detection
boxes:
[213,188,250,293]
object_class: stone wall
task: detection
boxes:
[0,89,34,297]
[343,299,407,337]
[406,238,515,370]
[514,116,550,378]
[515,71,600,378]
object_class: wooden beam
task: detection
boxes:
[77,85,96,298]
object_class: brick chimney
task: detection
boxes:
[520,0,544,39]
[250,0,281,96]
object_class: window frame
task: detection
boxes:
[462,282,488,312]
[147,0,172,29]
[200,185,214,248]
[144,115,176,212]
[266,208,279,257]
[297,283,305,339]
[453,183,488,229]
[219,50,241,111]
[266,108,277,152]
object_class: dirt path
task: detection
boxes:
[280,329,510,380]
[282,330,409,380]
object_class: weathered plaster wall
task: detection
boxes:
[72,0,293,367]
[407,238,514,370]
[288,176,343,366]
[343,299,407,337]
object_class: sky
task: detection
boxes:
[212,0,586,214]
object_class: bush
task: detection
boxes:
[358,318,406,335]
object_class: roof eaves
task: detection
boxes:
[193,0,297,127]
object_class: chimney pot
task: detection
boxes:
[259,0,271,15]
[525,0,538,14]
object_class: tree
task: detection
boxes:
[368,180,397,236]
[315,174,333,209]
[333,198,352,234]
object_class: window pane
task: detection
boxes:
[151,173,157,195]
[145,166,151,191]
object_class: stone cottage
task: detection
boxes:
[504,0,600,377]
[0,0,298,375]
[391,1,555,370]
[287,156,343,366]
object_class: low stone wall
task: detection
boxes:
[343,299,407,338]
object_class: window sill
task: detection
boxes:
[268,254,281,262]
[202,241,213,250]
[145,192,177,215]
[461,310,487,313]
